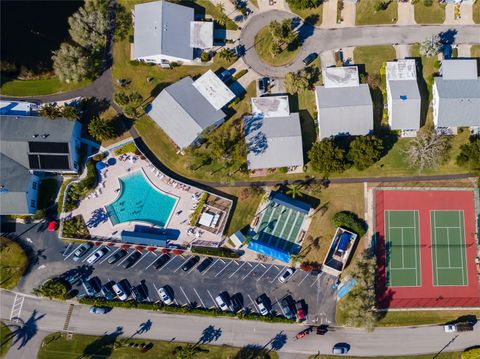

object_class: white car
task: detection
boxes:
[86,247,108,264]
[112,282,128,301]
[278,268,295,283]
[256,296,270,316]
[158,286,173,305]
[215,293,230,312]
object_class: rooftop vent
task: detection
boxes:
[32,134,39,138]
[400,95,408,101]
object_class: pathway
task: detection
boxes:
[321,0,338,28]
[397,2,416,25]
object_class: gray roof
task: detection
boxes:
[0,153,32,215]
[244,113,304,170]
[315,84,373,138]
[441,59,478,80]
[148,77,227,148]
[133,1,194,60]
[388,80,421,130]
[434,78,480,127]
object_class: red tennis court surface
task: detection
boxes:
[375,189,480,308]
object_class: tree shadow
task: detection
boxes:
[3,309,45,350]
[233,344,269,359]
[299,110,317,164]
[269,331,287,352]
[79,326,123,359]
[196,325,222,347]
[439,29,457,45]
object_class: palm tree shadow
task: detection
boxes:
[78,326,123,359]
[3,309,45,350]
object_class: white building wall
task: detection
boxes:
[386,81,393,128]
[432,82,439,127]
[26,174,40,214]
[68,121,82,173]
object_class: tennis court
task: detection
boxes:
[431,210,468,286]
[385,210,421,287]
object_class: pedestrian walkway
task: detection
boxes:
[394,44,411,59]
[397,2,416,25]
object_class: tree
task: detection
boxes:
[33,279,69,300]
[215,3,228,26]
[114,92,130,106]
[419,34,442,57]
[456,139,480,170]
[286,184,303,199]
[217,48,237,62]
[286,0,321,9]
[61,106,79,120]
[115,4,132,41]
[332,211,367,237]
[175,344,200,359]
[406,130,450,171]
[52,43,89,83]
[68,0,108,49]
[88,117,116,141]
[308,139,346,175]
[284,67,318,94]
[39,103,62,119]
[347,136,384,170]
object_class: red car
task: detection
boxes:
[295,301,306,321]
[47,221,58,231]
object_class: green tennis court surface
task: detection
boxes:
[385,210,421,287]
[431,210,468,286]
[256,202,305,252]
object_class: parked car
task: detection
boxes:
[72,242,93,261]
[256,295,270,316]
[122,251,142,269]
[82,278,98,297]
[332,343,350,354]
[280,296,295,320]
[182,256,200,271]
[154,254,171,270]
[295,301,306,321]
[89,306,108,314]
[101,282,116,300]
[197,257,213,272]
[86,247,109,265]
[230,293,244,313]
[444,323,474,332]
[303,52,318,65]
[112,282,128,301]
[158,286,173,305]
[130,285,145,303]
[215,292,231,312]
[258,77,269,95]
[278,268,295,283]
[107,249,127,264]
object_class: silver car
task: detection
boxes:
[158,286,173,305]
[112,282,128,301]
[86,247,108,264]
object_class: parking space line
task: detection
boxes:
[145,256,159,270]
[273,265,280,270]
[174,256,190,273]
[259,263,266,269]
[219,258,225,264]
[246,262,253,267]
[63,243,73,256]
[179,286,191,305]
[270,267,285,283]
[157,255,176,273]
[256,265,274,282]
[207,290,218,308]
[64,244,82,261]
[247,294,258,313]
[174,299,179,306]
[99,247,120,265]
[288,269,299,281]
[228,262,246,278]
[233,260,239,266]
[310,273,322,287]
[201,259,219,276]
[131,252,149,268]
[214,260,233,277]
[152,283,161,301]
[298,273,310,286]
[193,288,206,308]
[242,263,260,280]
[275,296,286,316]
[117,250,134,267]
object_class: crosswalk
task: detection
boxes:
[9,293,25,323]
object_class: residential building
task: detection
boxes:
[147,70,235,149]
[432,59,480,134]
[386,60,421,137]
[0,111,81,215]
[0,100,38,116]
[244,96,304,172]
[315,66,373,139]
[133,0,213,64]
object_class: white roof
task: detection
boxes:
[192,70,235,110]
[386,60,417,81]
[0,100,36,115]
[190,21,213,49]
[441,59,478,80]
[251,96,290,118]
[198,212,215,227]
[323,66,359,88]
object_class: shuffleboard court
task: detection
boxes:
[385,210,421,287]
[431,210,468,286]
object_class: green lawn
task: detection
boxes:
[0,76,90,97]
[474,1,480,24]
[37,178,59,210]
[376,310,480,327]
[289,4,323,26]
[38,332,278,359]
[472,45,480,58]
[353,45,396,78]
[356,0,398,25]
[414,1,446,24]
[411,43,439,101]
[254,27,300,67]
[0,237,28,290]
[312,353,462,359]
[0,322,12,358]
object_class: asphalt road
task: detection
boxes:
[241,10,480,77]
[2,289,480,357]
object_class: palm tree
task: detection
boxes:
[39,104,62,119]
[61,106,79,120]
[88,117,116,141]
[218,48,236,62]
[175,344,199,359]
[286,184,303,199]
[215,3,228,26]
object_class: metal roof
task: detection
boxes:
[0,154,34,215]
[315,84,373,138]
[441,59,478,80]
[387,80,421,130]
[192,70,235,110]
[120,230,168,247]
[270,191,311,214]
[190,21,213,49]
[133,0,194,60]
[323,66,359,88]
[251,96,290,118]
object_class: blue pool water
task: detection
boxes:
[106,171,177,227]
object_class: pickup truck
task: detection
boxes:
[444,323,474,332]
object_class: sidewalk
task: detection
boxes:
[394,44,411,59]
[257,0,289,11]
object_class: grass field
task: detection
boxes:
[356,0,398,25]
[414,1,446,24]
[474,1,480,24]
[0,322,12,358]
[289,4,323,26]
[38,332,278,359]
[311,353,462,359]
[255,27,300,67]
[0,76,90,97]
[0,237,28,290]
[376,310,480,326]
[354,45,396,78]
[471,45,480,58]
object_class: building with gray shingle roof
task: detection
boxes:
[147,70,235,149]
[133,1,213,64]
[315,66,373,139]
[0,110,81,215]
[432,59,480,133]
[245,96,304,171]
[386,60,421,136]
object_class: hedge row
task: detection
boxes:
[191,246,240,259]
[79,297,294,323]
[189,192,208,226]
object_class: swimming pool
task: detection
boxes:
[106,171,177,228]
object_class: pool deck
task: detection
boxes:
[63,154,225,247]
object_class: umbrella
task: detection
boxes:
[107,158,116,166]
[96,162,106,170]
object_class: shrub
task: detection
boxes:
[200,51,210,62]
[33,279,69,300]
[191,246,240,259]
[332,211,367,237]
[456,139,480,170]
[62,215,90,239]
[232,69,248,81]
[190,192,208,226]
[300,261,322,272]
[422,0,433,6]
[115,142,138,156]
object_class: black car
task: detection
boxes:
[303,52,318,66]
[82,278,100,297]
[230,293,244,313]
[130,285,145,303]
[122,251,142,269]
[197,257,213,272]
[101,281,116,300]
[107,249,127,264]
[182,256,200,271]
[154,254,171,270]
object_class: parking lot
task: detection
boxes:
[63,244,337,324]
